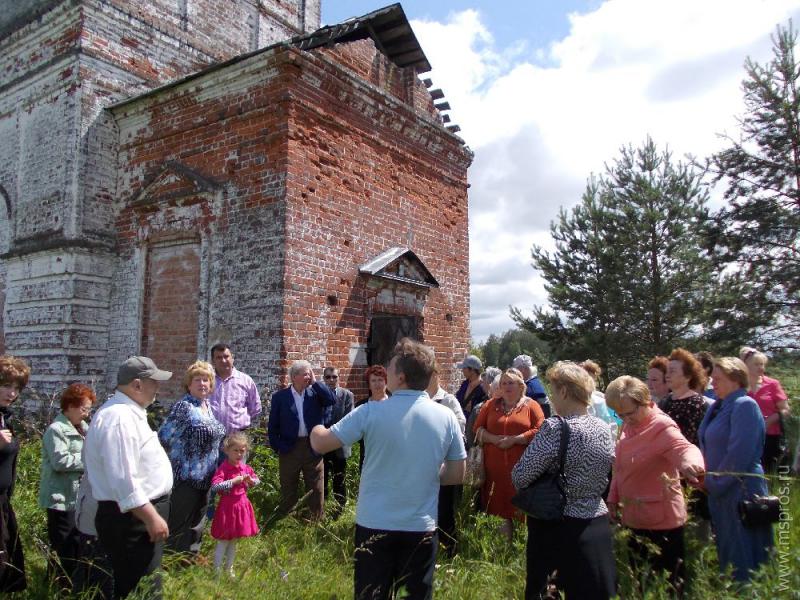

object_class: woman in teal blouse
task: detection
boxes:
[39,383,95,588]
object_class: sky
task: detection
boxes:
[325,1,800,343]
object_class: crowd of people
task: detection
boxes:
[0,339,792,599]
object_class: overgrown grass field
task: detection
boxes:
[8,364,800,598]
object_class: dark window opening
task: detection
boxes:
[367,315,419,367]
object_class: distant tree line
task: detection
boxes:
[505,21,800,381]
[472,329,551,372]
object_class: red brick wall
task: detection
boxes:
[315,40,440,119]
[111,49,294,398]
[141,240,201,400]
[111,39,472,401]
[281,42,472,398]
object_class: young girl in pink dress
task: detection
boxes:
[210,432,259,575]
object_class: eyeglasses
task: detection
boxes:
[617,404,641,419]
[324,375,339,380]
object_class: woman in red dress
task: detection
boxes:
[474,368,544,541]
[741,346,791,472]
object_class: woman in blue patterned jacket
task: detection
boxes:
[159,360,226,553]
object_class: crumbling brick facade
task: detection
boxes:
[1,1,472,402]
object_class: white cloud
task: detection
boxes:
[411,0,800,342]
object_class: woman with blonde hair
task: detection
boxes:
[159,360,226,552]
[474,368,544,541]
[606,376,704,594]
[512,362,616,599]
[740,346,790,473]
[699,357,773,582]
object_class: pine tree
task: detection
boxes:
[512,138,717,377]
[707,21,800,349]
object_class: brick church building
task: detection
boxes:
[0,0,472,400]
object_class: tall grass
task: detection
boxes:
[8,362,800,599]
[9,438,799,599]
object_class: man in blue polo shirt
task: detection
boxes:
[310,339,466,600]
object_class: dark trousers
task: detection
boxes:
[762,434,786,473]
[278,438,324,519]
[526,515,616,600]
[73,533,114,600]
[96,495,170,600]
[629,526,685,595]
[0,493,25,592]
[354,525,438,600]
[323,452,347,510]
[46,508,81,588]
[437,485,459,555]
[166,482,209,553]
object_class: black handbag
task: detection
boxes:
[511,416,570,521]
[738,495,781,527]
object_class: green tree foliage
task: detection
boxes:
[477,329,550,370]
[707,22,800,349]
[512,138,718,378]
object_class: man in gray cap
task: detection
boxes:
[84,356,174,599]
[512,354,551,418]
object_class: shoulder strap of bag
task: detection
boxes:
[555,416,571,475]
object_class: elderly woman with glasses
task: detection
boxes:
[39,383,96,588]
[605,376,704,595]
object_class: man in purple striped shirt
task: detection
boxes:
[208,344,261,433]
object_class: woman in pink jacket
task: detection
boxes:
[605,376,705,596]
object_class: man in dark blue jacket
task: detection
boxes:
[513,354,551,418]
[268,361,335,520]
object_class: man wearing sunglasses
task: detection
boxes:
[322,367,354,518]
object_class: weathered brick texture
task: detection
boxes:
[1,1,472,403]
[141,240,201,400]
[0,0,319,394]
[280,41,471,397]
[112,36,471,400]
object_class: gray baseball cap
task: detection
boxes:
[457,354,483,370]
[117,356,172,385]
